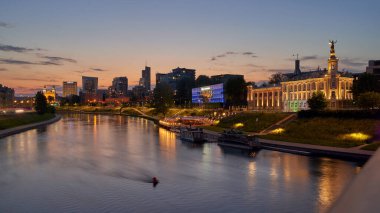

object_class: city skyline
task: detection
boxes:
[1,0,379,95]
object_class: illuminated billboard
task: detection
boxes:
[192,83,224,104]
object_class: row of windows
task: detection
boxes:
[284,81,352,92]
[252,92,280,97]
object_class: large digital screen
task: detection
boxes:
[192,83,224,104]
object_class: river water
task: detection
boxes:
[0,114,362,213]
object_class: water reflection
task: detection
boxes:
[0,114,361,213]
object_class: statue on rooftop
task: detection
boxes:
[329,40,337,54]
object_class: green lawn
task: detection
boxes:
[261,118,379,148]
[213,112,290,133]
[0,112,55,130]
[361,142,380,151]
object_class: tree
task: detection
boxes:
[153,83,174,116]
[34,91,48,114]
[175,76,195,106]
[357,92,380,109]
[307,91,327,111]
[195,75,211,87]
[269,72,287,84]
[352,73,380,100]
[224,77,247,108]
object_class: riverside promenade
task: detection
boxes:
[0,114,61,138]
[203,129,374,161]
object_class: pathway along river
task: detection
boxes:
[0,114,362,212]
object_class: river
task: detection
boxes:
[0,114,362,212]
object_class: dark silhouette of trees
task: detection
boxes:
[175,77,195,106]
[153,83,174,116]
[357,92,380,109]
[35,91,48,114]
[195,75,211,87]
[269,72,287,84]
[224,77,247,108]
[307,91,327,111]
[352,73,380,100]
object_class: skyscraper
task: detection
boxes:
[82,76,98,94]
[111,77,128,97]
[82,76,98,103]
[63,81,78,97]
[141,66,151,91]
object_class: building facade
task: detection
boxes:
[248,41,354,112]
[156,67,196,90]
[0,84,15,107]
[140,66,151,91]
[63,81,78,97]
[110,77,128,97]
[42,85,57,104]
[82,76,98,103]
[210,74,244,84]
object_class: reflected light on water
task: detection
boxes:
[158,128,177,160]
[0,114,362,213]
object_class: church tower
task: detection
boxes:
[328,40,339,75]
[328,40,338,104]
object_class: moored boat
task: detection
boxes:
[179,127,206,143]
[218,129,261,151]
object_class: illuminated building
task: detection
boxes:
[247,41,354,112]
[192,83,224,105]
[82,76,98,103]
[210,74,244,84]
[42,85,57,104]
[140,66,151,91]
[63,81,77,97]
[156,67,196,90]
[110,77,128,97]
[0,84,15,107]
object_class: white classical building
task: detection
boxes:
[248,41,354,112]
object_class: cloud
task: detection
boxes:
[265,68,291,73]
[286,55,322,61]
[244,63,264,68]
[0,21,11,28]
[0,54,77,66]
[39,61,61,66]
[242,52,253,55]
[0,58,36,65]
[340,58,367,67]
[210,51,257,61]
[41,56,77,63]
[0,68,7,71]
[11,77,58,82]
[90,67,106,72]
[0,44,35,53]
[300,55,320,61]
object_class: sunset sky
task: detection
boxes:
[1,0,379,95]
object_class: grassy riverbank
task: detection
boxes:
[203,112,289,133]
[0,112,55,130]
[361,142,380,151]
[261,117,379,148]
